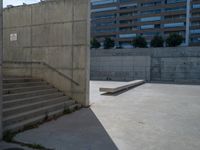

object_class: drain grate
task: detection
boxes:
[3,148,24,150]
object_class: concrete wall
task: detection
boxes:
[91,47,200,84]
[3,0,90,106]
[91,55,151,81]
[0,0,2,140]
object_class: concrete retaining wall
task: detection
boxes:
[3,0,90,106]
[91,47,200,84]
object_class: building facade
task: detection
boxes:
[91,0,200,48]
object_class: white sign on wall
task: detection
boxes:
[10,33,17,41]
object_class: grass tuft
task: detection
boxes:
[26,143,46,150]
[63,108,71,114]
[3,130,16,142]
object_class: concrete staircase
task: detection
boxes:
[2,77,81,132]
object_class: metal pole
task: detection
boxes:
[185,0,191,46]
[0,0,3,140]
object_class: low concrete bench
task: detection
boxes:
[99,80,145,93]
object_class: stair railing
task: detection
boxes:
[3,61,79,86]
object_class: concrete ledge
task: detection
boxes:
[99,80,145,93]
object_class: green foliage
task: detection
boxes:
[166,33,183,47]
[91,38,101,49]
[3,131,16,142]
[26,143,46,150]
[132,36,147,48]
[23,124,39,131]
[103,37,115,49]
[150,35,164,47]
[63,108,72,114]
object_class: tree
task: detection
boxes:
[150,35,164,47]
[103,37,115,49]
[166,33,183,47]
[132,36,147,48]
[91,38,101,49]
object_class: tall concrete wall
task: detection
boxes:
[91,47,200,84]
[3,0,90,106]
[0,0,2,140]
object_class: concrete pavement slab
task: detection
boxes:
[14,82,200,150]
[0,141,32,150]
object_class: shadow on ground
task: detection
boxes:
[14,108,118,150]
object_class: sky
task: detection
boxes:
[3,0,40,7]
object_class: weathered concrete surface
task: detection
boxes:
[15,109,118,150]
[99,80,145,93]
[91,55,151,81]
[14,82,200,150]
[91,47,200,84]
[0,0,2,140]
[3,0,90,106]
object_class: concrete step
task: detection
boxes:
[69,104,82,111]
[3,96,71,117]
[3,101,76,132]
[3,76,31,79]
[3,88,59,101]
[3,85,53,95]
[3,92,65,109]
[3,100,76,128]
[3,78,42,83]
[3,81,47,89]
[2,76,81,132]
[99,80,145,93]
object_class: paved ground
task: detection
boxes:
[6,81,200,150]
[0,141,32,150]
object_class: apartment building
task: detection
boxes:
[91,0,200,48]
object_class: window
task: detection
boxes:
[95,28,117,33]
[192,4,200,9]
[165,0,186,4]
[141,25,155,29]
[155,24,161,28]
[91,0,117,6]
[95,21,116,27]
[190,29,200,35]
[165,6,186,12]
[191,21,200,26]
[141,1,162,7]
[164,14,186,19]
[140,16,161,22]
[141,9,161,14]
[142,32,159,36]
[119,42,133,48]
[93,14,116,20]
[192,12,200,18]
[120,12,133,17]
[191,37,200,43]
[119,3,137,9]
[119,27,133,31]
[164,22,185,28]
[120,20,132,24]
[119,34,136,38]
[165,31,185,36]
[119,0,135,3]
[91,6,117,13]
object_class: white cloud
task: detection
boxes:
[3,0,40,7]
